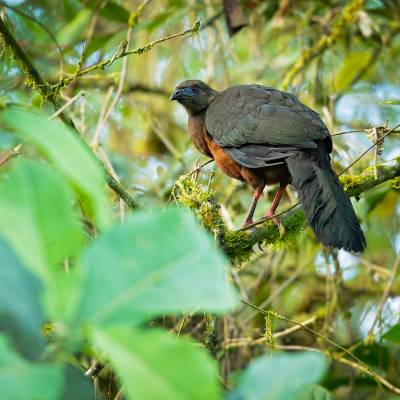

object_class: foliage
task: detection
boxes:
[228,352,328,400]
[0,0,400,399]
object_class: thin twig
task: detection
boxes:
[75,0,107,75]
[368,254,400,335]
[91,0,151,221]
[85,361,104,378]
[49,91,85,119]
[331,129,400,137]
[56,20,200,90]
[92,86,114,147]
[92,0,150,146]
[0,144,21,166]
[336,357,400,395]
[239,300,400,394]
[238,202,299,231]
[223,316,317,349]
[241,299,372,373]
[187,159,214,177]
[338,122,400,176]
[263,343,400,395]
[243,262,309,324]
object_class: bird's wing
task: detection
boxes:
[205,85,331,168]
[223,144,299,168]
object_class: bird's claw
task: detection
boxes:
[265,211,279,227]
[265,211,285,237]
[242,220,254,229]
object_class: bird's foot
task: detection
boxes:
[265,210,285,237]
[265,210,279,226]
[242,219,254,228]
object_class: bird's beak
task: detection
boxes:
[170,89,181,101]
[170,87,193,101]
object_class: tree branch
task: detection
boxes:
[0,15,140,209]
[174,159,400,261]
[50,20,200,94]
[76,80,170,97]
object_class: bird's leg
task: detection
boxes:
[265,183,287,224]
[242,184,265,227]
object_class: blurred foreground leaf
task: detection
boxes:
[0,335,62,400]
[71,208,238,326]
[228,352,328,400]
[0,159,84,275]
[2,109,110,228]
[0,159,84,319]
[0,238,45,360]
[298,385,334,400]
[92,326,220,400]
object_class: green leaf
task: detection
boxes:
[229,352,328,400]
[2,108,110,229]
[334,51,371,92]
[298,385,334,400]
[0,159,84,276]
[382,324,400,343]
[60,364,95,400]
[57,8,91,45]
[0,335,63,400]
[71,208,238,326]
[0,159,84,320]
[92,326,220,400]
[0,238,45,360]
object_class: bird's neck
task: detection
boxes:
[188,111,212,157]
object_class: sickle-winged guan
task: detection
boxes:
[170,80,366,252]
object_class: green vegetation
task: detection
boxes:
[0,1,400,399]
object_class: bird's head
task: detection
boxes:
[170,80,218,115]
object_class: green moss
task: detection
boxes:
[174,175,225,234]
[393,176,400,191]
[340,168,375,197]
[280,209,307,247]
[223,230,253,262]
[199,200,224,233]
[174,175,214,209]
[173,176,306,263]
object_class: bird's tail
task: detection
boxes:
[286,146,366,252]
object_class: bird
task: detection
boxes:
[170,80,366,253]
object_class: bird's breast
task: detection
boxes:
[188,114,212,157]
[205,136,245,181]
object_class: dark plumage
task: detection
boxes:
[170,80,366,252]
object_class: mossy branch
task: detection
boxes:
[49,20,200,95]
[0,14,141,210]
[173,159,400,261]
